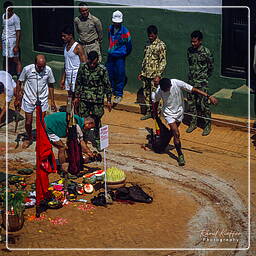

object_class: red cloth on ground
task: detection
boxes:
[36,104,56,206]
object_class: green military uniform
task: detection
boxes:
[140,37,167,117]
[75,63,112,150]
[187,45,214,134]
[74,13,103,62]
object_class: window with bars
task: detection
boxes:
[221,5,248,78]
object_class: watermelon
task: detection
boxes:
[83,184,94,194]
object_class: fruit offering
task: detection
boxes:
[106,167,126,182]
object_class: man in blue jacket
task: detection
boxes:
[106,10,132,104]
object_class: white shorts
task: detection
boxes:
[65,69,78,92]
[21,99,48,113]
[164,114,183,125]
[48,133,60,142]
[2,38,19,58]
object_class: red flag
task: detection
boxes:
[36,103,57,206]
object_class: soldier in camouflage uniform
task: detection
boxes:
[74,51,112,151]
[186,30,214,136]
[138,25,167,120]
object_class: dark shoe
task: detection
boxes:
[178,154,185,166]
[202,125,211,136]
[186,123,197,133]
[140,114,152,121]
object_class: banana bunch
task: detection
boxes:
[106,167,126,182]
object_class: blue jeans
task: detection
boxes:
[106,55,126,97]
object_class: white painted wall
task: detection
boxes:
[76,0,222,14]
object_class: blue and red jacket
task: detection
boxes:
[107,24,132,57]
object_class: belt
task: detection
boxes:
[79,39,98,46]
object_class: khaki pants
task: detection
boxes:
[82,41,102,63]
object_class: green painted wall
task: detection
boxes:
[1,1,252,117]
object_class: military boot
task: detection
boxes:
[178,154,185,166]
[202,123,211,136]
[186,122,197,133]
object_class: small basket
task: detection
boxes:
[2,212,25,232]
[106,178,126,189]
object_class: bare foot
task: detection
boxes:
[22,140,33,149]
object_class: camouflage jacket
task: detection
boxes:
[75,63,112,103]
[187,45,214,86]
[140,37,167,78]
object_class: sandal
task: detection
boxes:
[22,140,33,149]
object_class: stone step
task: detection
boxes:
[212,85,255,118]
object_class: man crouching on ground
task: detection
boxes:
[152,78,217,166]
[44,112,99,169]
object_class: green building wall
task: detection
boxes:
[1,1,253,118]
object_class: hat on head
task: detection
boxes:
[112,10,123,23]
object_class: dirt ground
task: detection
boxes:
[0,94,255,256]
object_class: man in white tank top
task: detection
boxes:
[60,26,86,95]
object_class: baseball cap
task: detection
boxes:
[112,10,123,23]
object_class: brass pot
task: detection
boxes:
[2,212,25,232]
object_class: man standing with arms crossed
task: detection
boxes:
[74,2,103,62]
[186,30,214,136]
[15,55,57,149]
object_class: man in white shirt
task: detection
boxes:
[0,70,16,124]
[1,1,22,76]
[15,55,57,149]
[152,78,217,166]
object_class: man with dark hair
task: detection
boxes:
[44,112,97,166]
[0,70,17,124]
[106,10,132,104]
[1,1,22,76]
[15,55,57,148]
[74,51,112,151]
[60,25,86,97]
[152,77,217,166]
[138,25,166,120]
[74,2,103,62]
[186,30,214,136]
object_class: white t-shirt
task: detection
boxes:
[19,64,55,106]
[0,70,16,102]
[1,13,21,40]
[152,79,193,121]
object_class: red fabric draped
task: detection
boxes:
[36,104,57,206]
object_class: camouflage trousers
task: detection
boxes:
[142,76,158,115]
[187,85,211,126]
[78,101,104,149]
